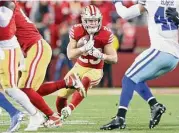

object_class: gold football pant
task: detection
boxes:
[0,47,21,89]
[58,63,103,98]
[18,39,52,91]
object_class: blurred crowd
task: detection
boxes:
[18,0,147,87]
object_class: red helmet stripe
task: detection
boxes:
[88,5,93,16]
[93,5,96,15]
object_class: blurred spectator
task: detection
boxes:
[91,1,115,26]
[18,1,33,17]
[30,1,54,37]
[53,22,73,80]
[68,1,83,24]
[52,1,70,25]
[99,35,119,87]
[113,18,136,52]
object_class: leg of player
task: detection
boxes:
[18,40,62,128]
[100,49,178,130]
[22,88,54,117]
[60,77,91,121]
[21,88,62,128]
[5,88,45,131]
[0,92,24,132]
[0,48,44,131]
[37,73,86,123]
[135,82,166,128]
[56,75,89,117]
[56,63,100,121]
[21,80,62,129]
[37,74,86,97]
[36,79,67,96]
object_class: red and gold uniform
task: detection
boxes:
[0,1,21,89]
[15,3,52,91]
[58,23,113,98]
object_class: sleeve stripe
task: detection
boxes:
[69,27,74,38]
[109,34,113,37]
[69,32,74,39]
[108,38,113,42]
[108,33,114,43]
[108,40,113,44]
[108,37,114,44]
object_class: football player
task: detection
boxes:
[0,1,44,132]
[37,5,118,122]
[14,1,85,129]
[100,0,179,130]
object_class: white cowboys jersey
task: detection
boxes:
[138,0,179,58]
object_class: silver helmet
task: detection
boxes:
[81,5,102,34]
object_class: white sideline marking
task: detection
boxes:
[64,120,96,125]
[0,119,96,126]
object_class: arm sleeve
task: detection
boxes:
[0,7,13,27]
[115,2,141,20]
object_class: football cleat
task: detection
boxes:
[60,106,72,121]
[44,113,62,128]
[25,111,45,131]
[65,74,76,88]
[149,103,166,129]
[65,73,86,98]
[100,116,126,130]
[7,111,24,132]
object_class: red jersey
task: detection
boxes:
[0,2,16,41]
[69,24,113,69]
[15,2,42,53]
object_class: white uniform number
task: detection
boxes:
[79,48,102,65]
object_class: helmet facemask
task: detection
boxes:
[81,5,102,34]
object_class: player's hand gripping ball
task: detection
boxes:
[77,35,94,53]
[77,35,90,48]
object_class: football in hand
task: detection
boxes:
[77,35,90,48]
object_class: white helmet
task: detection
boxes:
[81,5,102,34]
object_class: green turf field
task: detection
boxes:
[1,89,179,133]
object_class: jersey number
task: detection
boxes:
[79,48,102,65]
[154,6,178,31]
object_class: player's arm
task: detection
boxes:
[103,43,118,64]
[0,2,15,27]
[67,38,83,60]
[113,0,146,20]
[88,43,118,64]
[166,7,179,25]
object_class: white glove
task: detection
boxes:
[79,35,94,52]
[0,48,5,60]
[88,47,104,60]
